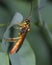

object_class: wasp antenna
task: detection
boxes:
[26,1,33,19]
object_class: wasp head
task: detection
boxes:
[25,19,30,24]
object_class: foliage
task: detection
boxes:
[0,0,52,65]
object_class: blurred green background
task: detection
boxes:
[0,0,52,65]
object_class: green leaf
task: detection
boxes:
[0,0,52,65]
[0,52,9,65]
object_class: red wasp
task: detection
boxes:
[4,1,32,54]
[5,18,30,54]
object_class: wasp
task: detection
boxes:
[5,18,30,54]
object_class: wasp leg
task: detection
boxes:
[28,28,30,31]
[16,23,21,26]
[13,23,23,30]
[13,27,20,30]
[16,22,27,27]
[4,37,22,42]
